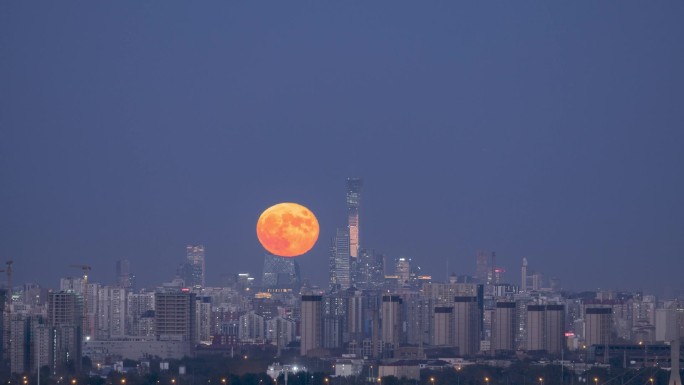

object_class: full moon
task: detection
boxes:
[256,202,320,257]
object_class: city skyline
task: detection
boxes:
[2,2,683,294]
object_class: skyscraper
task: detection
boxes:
[476,251,495,284]
[155,291,197,356]
[355,249,385,289]
[395,258,411,287]
[300,294,323,356]
[526,305,545,351]
[329,228,351,290]
[521,258,528,292]
[433,307,454,346]
[492,302,516,353]
[262,253,301,289]
[585,306,612,347]
[116,259,133,289]
[97,286,127,339]
[381,295,402,357]
[454,296,480,356]
[186,245,206,288]
[48,291,83,373]
[346,178,363,260]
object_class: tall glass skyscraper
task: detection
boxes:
[346,178,363,260]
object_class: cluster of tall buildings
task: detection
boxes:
[3,178,684,378]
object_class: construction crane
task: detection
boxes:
[70,264,92,336]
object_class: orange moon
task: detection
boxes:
[256,202,319,257]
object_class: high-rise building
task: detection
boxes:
[329,228,351,290]
[10,314,29,375]
[514,294,533,350]
[355,249,385,289]
[381,295,402,357]
[32,320,51,374]
[155,291,197,356]
[116,259,134,289]
[395,258,411,287]
[97,286,127,339]
[323,292,347,349]
[525,304,565,353]
[492,302,516,353]
[186,245,206,288]
[196,297,212,344]
[266,316,296,351]
[0,289,6,364]
[347,289,365,341]
[346,178,363,260]
[238,311,265,341]
[403,292,427,346]
[521,258,528,293]
[83,282,99,339]
[476,251,495,284]
[585,306,612,347]
[433,307,454,346]
[262,253,301,289]
[545,304,565,354]
[300,294,323,356]
[127,291,155,337]
[454,296,480,356]
[48,291,83,374]
[526,305,545,351]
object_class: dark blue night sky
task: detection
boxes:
[1,2,683,293]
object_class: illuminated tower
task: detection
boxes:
[346,178,363,260]
[186,245,206,288]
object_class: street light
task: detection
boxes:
[485,377,490,385]
[539,378,543,385]
[650,379,654,385]
[121,379,126,385]
[430,377,435,385]
[594,377,599,385]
